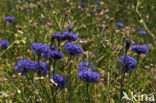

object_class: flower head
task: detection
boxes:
[81,3,86,8]
[137,26,141,30]
[27,9,31,13]
[4,16,15,22]
[78,71,100,83]
[140,31,147,36]
[119,55,137,72]
[67,24,73,32]
[0,40,9,50]
[65,42,83,57]
[62,32,78,41]
[131,45,148,54]
[96,1,101,4]
[31,43,43,55]
[15,60,33,76]
[97,7,102,12]
[52,74,67,90]
[53,33,62,41]
[117,22,124,28]
[126,40,131,49]
[49,51,64,60]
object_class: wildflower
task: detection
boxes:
[78,62,95,71]
[117,22,124,28]
[137,26,141,30]
[96,1,101,4]
[49,51,64,60]
[0,40,9,50]
[62,32,78,41]
[81,3,86,8]
[119,55,137,72]
[131,45,148,54]
[15,60,33,76]
[27,9,31,13]
[4,16,15,22]
[78,70,100,83]
[97,7,102,12]
[52,74,67,90]
[53,33,62,41]
[40,19,43,23]
[65,42,83,57]
[31,43,43,55]
[140,31,147,36]
[67,24,73,32]
[126,40,131,49]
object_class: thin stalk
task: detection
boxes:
[120,48,128,102]
[86,83,91,102]
[67,55,72,103]
[135,54,140,79]
[52,60,56,103]
[37,55,51,102]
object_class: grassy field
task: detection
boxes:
[0,0,156,103]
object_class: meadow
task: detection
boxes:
[0,0,156,103]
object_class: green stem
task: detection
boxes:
[67,55,72,103]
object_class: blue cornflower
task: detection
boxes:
[40,19,43,23]
[31,43,43,55]
[78,62,95,71]
[117,22,124,28]
[65,42,83,57]
[97,7,102,12]
[27,9,31,13]
[4,16,15,22]
[15,60,33,76]
[53,33,62,41]
[0,40,9,50]
[67,24,73,32]
[30,62,49,77]
[39,62,49,77]
[49,51,64,60]
[81,3,86,7]
[126,40,131,49]
[140,31,147,36]
[96,1,101,4]
[137,26,141,30]
[62,32,78,41]
[78,70,100,83]
[119,55,137,72]
[52,74,67,90]
[131,45,148,54]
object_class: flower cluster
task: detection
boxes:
[31,43,63,60]
[78,62,100,83]
[131,45,148,55]
[4,16,15,22]
[119,55,137,72]
[78,70,100,83]
[52,74,67,90]
[0,40,9,50]
[65,42,83,57]
[15,60,49,76]
[62,32,78,41]
[53,33,62,41]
